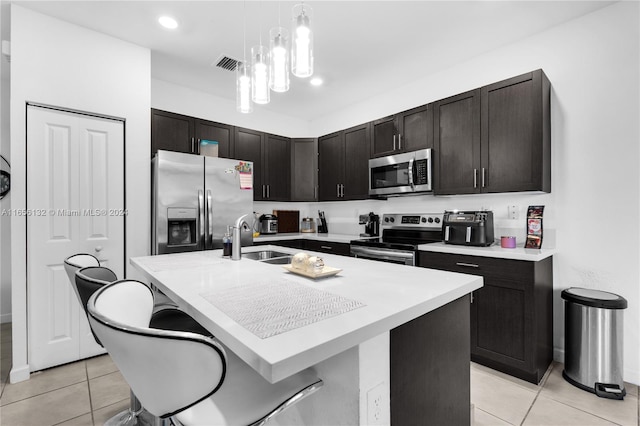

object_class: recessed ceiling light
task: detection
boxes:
[158,16,178,30]
[310,77,323,86]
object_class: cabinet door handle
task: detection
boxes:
[341,184,345,198]
[313,186,317,200]
[471,292,474,304]
[191,137,195,153]
[456,262,479,268]
[398,133,402,150]
[320,245,332,250]
[482,168,486,188]
[337,184,340,198]
[267,185,270,198]
[196,138,201,155]
[262,185,266,198]
[473,169,478,188]
[393,134,396,151]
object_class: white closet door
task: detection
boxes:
[27,106,124,371]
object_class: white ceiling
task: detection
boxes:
[16,1,614,120]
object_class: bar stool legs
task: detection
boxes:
[104,391,143,426]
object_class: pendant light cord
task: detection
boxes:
[259,0,263,46]
[243,0,247,63]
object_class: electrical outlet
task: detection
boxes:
[367,382,386,425]
[508,205,519,220]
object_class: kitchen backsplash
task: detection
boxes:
[255,191,556,248]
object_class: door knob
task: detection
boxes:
[95,246,103,252]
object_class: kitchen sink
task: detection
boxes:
[242,250,291,261]
[259,256,292,265]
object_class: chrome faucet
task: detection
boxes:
[231,214,249,260]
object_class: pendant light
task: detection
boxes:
[251,46,270,104]
[251,1,270,104]
[236,61,252,113]
[237,1,253,113]
[292,3,313,78]
[269,2,290,93]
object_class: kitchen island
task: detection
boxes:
[131,245,483,425]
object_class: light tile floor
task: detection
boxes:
[2,322,639,425]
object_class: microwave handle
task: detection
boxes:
[444,225,450,241]
[408,158,415,190]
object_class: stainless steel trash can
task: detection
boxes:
[561,287,627,400]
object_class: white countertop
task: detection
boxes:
[131,245,482,383]
[418,242,557,261]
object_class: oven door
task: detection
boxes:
[350,246,416,266]
[369,149,431,196]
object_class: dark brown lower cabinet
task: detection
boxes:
[255,239,351,256]
[253,239,305,250]
[304,240,351,256]
[391,295,470,426]
[418,252,553,384]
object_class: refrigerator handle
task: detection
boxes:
[198,190,205,248]
[207,190,213,248]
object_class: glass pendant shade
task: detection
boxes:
[236,61,253,113]
[269,27,290,92]
[251,45,270,104]
[292,3,313,78]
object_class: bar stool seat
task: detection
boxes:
[87,280,323,426]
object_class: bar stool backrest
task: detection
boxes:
[63,253,100,304]
[87,280,226,418]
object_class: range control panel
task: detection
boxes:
[382,213,443,228]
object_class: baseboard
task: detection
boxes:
[9,364,30,383]
[554,347,565,364]
[0,313,12,323]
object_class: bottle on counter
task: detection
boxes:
[222,227,232,257]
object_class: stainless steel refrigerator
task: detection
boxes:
[152,150,254,255]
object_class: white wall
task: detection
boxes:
[263,2,640,384]
[9,5,151,382]
[0,1,11,324]
[152,79,310,137]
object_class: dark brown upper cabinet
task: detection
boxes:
[318,131,344,202]
[343,123,370,200]
[291,138,318,202]
[434,69,550,195]
[263,134,291,201]
[370,104,433,158]
[151,109,232,158]
[233,127,264,200]
[151,109,194,156]
[481,70,551,193]
[194,120,233,159]
[433,89,482,195]
[318,123,370,201]
[233,128,291,201]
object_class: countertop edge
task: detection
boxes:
[418,242,557,261]
[256,234,557,261]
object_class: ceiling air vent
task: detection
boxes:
[214,54,241,72]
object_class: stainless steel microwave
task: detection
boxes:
[369,149,432,196]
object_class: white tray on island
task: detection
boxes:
[282,264,342,279]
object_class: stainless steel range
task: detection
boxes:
[350,213,443,266]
